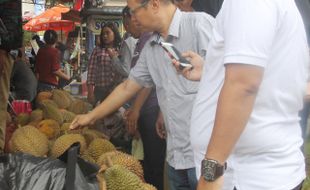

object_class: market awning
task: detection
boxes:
[23,4,75,32]
[61,9,81,23]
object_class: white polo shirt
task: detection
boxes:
[191,0,309,189]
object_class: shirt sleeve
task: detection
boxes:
[87,47,98,85]
[195,13,215,59]
[128,46,154,88]
[110,43,131,77]
[222,0,277,67]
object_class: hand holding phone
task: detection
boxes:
[160,42,193,70]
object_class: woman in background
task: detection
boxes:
[35,30,70,92]
[87,22,122,105]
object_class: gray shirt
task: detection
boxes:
[11,60,37,101]
[129,9,214,169]
[111,36,137,77]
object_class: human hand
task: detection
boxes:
[124,108,140,135]
[155,111,166,139]
[196,176,224,190]
[70,113,96,130]
[107,48,118,58]
[172,51,204,81]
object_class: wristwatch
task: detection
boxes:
[201,158,227,182]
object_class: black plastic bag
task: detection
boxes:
[0,143,100,190]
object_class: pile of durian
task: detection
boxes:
[8,89,157,190]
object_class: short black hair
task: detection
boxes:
[43,30,58,45]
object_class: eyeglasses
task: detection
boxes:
[129,0,150,15]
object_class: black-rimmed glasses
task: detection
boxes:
[129,0,150,15]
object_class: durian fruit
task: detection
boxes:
[30,109,43,122]
[59,123,84,136]
[103,165,145,190]
[35,91,52,105]
[60,123,71,134]
[36,119,60,139]
[59,109,76,123]
[50,134,86,158]
[81,128,108,145]
[27,120,41,127]
[52,89,71,109]
[87,138,116,161]
[36,99,59,110]
[48,140,55,150]
[97,151,144,180]
[81,150,97,165]
[62,90,75,102]
[16,113,30,126]
[68,99,89,114]
[142,183,157,190]
[10,125,49,157]
[97,151,121,166]
[41,102,63,125]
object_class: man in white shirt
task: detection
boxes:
[174,0,309,189]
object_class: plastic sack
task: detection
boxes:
[0,143,100,190]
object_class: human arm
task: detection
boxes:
[107,47,130,77]
[53,69,70,81]
[70,79,143,129]
[125,87,152,135]
[51,48,69,80]
[197,64,263,190]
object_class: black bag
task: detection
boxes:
[0,143,100,190]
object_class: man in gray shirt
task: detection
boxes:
[71,0,214,189]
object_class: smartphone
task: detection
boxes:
[159,42,193,69]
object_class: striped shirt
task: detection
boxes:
[129,9,215,169]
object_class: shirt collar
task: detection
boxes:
[167,8,182,39]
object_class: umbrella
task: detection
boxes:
[23,4,75,32]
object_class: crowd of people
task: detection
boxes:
[0,27,75,152]
[70,0,310,190]
[0,0,309,190]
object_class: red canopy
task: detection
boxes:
[23,4,75,32]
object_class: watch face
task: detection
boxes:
[202,160,217,181]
